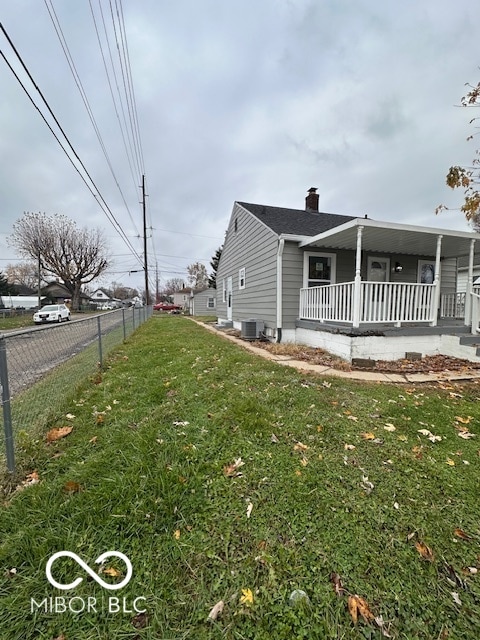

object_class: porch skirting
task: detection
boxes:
[292,321,480,363]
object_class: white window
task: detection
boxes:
[207,297,215,309]
[303,252,336,287]
[239,267,246,290]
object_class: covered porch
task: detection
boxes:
[298,218,480,330]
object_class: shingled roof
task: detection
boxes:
[237,201,358,236]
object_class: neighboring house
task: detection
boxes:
[216,188,480,362]
[173,288,193,309]
[90,288,121,308]
[42,282,90,306]
[189,288,217,316]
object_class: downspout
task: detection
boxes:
[276,238,285,342]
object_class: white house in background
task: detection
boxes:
[173,288,193,309]
[90,288,120,309]
[189,288,217,316]
[216,188,480,363]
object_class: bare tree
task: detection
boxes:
[187,262,209,290]
[9,212,110,310]
[163,278,185,295]
[6,261,42,290]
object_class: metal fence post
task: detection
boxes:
[0,335,15,473]
[97,316,103,369]
[122,308,126,341]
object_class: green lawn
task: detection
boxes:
[1,315,479,639]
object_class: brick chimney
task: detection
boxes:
[305,187,319,212]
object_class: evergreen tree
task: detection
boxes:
[208,245,223,289]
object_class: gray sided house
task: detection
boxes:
[216,189,480,362]
[190,288,217,316]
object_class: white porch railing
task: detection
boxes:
[440,292,466,319]
[471,291,480,334]
[299,281,436,326]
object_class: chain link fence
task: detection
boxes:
[0,307,152,474]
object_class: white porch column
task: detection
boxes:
[352,225,364,328]
[431,234,442,327]
[464,238,475,327]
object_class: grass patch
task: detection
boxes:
[1,315,480,639]
[0,314,34,331]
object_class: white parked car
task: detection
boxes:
[33,304,71,324]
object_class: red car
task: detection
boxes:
[153,302,182,312]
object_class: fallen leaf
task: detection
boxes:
[344,444,356,450]
[360,476,374,494]
[361,432,376,440]
[103,566,122,577]
[348,594,374,624]
[330,572,345,596]
[174,529,181,540]
[347,415,359,422]
[65,413,75,420]
[23,471,40,486]
[96,414,105,424]
[246,502,253,518]
[446,458,456,466]
[384,424,396,432]
[223,458,245,477]
[451,592,462,606]
[46,426,73,442]
[239,588,254,606]
[300,456,308,467]
[454,528,472,541]
[466,566,478,574]
[89,436,98,444]
[270,433,279,443]
[207,600,224,622]
[458,431,475,440]
[131,611,148,629]
[415,540,434,561]
[455,416,472,424]
[293,441,309,452]
[63,481,82,493]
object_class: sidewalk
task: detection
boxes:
[196,321,480,384]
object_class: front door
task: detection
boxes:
[365,257,390,321]
[227,276,233,321]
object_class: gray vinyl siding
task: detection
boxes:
[216,203,278,325]
[440,258,457,295]
[192,289,217,316]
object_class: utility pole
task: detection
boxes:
[142,174,149,305]
[155,260,159,303]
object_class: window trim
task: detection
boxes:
[302,252,336,288]
[222,278,226,303]
[239,267,246,290]
[207,297,215,309]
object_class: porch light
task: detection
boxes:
[394,262,403,273]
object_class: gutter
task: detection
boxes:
[276,237,285,343]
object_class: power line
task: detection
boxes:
[0,21,144,269]
[44,0,141,239]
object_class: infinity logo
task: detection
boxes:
[46,551,133,591]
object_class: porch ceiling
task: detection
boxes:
[298,218,480,258]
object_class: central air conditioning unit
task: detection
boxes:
[241,319,265,340]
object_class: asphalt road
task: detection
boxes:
[2,311,125,398]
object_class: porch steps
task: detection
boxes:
[459,335,480,357]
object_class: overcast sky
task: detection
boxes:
[1,0,479,294]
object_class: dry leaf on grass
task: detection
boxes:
[293,441,309,452]
[174,529,181,540]
[223,458,245,477]
[348,594,375,624]
[246,502,253,518]
[63,481,82,493]
[102,567,122,577]
[207,600,224,622]
[239,588,254,606]
[46,426,73,442]
[330,572,346,596]
[361,432,376,440]
[454,528,472,541]
[455,416,472,424]
[415,541,434,561]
